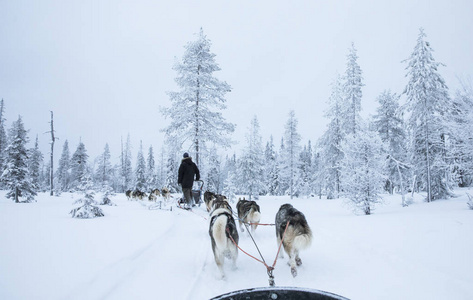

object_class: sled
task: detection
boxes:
[210,286,350,300]
[148,200,172,211]
[177,180,204,208]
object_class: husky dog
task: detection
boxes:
[275,203,312,277]
[204,191,228,212]
[236,198,261,233]
[209,205,239,279]
[161,187,170,202]
[211,199,233,214]
[148,188,161,201]
[125,190,132,200]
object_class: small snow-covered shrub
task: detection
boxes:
[70,177,104,218]
[99,184,116,206]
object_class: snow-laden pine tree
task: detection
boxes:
[404,28,453,202]
[205,146,222,193]
[0,99,7,187]
[1,116,36,202]
[146,145,158,190]
[55,140,71,194]
[156,146,166,189]
[120,135,133,192]
[28,136,43,193]
[312,151,323,199]
[162,28,235,165]
[264,136,280,196]
[372,90,409,195]
[164,141,180,193]
[449,80,473,187]
[95,143,113,191]
[340,126,385,215]
[238,116,265,200]
[319,74,345,199]
[280,111,302,199]
[70,141,89,191]
[296,142,313,198]
[222,154,238,202]
[342,43,364,136]
[134,141,147,192]
[277,137,289,196]
[70,174,104,218]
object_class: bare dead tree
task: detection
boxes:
[48,111,58,196]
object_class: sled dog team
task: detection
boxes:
[207,194,313,279]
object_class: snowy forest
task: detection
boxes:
[2,28,473,215]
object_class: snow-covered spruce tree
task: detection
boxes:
[205,146,223,193]
[163,141,180,193]
[162,28,235,166]
[277,137,289,196]
[312,151,324,199]
[341,43,364,136]
[222,154,238,202]
[28,135,44,193]
[99,182,116,206]
[1,116,36,203]
[0,99,7,187]
[70,174,104,218]
[146,145,158,190]
[238,116,265,200]
[372,90,409,195]
[95,143,113,190]
[319,74,345,199]
[120,135,133,192]
[449,80,473,187]
[296,142,313,198]
[403,28,453,202]
[340,126,385,215]
[134,141,147,192]
[264,135,280,196]
[447,81,473,187]
[156,146,166,189]
[280,110,302,199]
[55,140,71,194]
[70,141,89,192]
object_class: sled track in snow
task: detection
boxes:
[66,215,178,300]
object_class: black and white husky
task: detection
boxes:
[209,205,239,279]
[236,198,261,233]
[275,203,312,277]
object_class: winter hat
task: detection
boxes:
[183,152,189,158]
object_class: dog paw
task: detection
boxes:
[296,258,302,266]
[291,267,297,277]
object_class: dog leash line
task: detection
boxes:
[226,220,290,287]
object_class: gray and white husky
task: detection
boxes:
[236,198,261,233]
[209,205,239,279]
[275,203,312,277]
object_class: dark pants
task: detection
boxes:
[182,187,193,207]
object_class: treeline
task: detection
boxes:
[2,28,473,215]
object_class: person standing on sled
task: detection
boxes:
[178,152,200,209]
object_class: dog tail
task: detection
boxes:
[213,215,231,249]
[293,231,312,251]
[250,209,261,223]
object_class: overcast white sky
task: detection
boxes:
[1,0,472,165]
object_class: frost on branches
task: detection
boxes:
[162,28,234,166]
[341,128,385,215]
[70,175,104,218]
[1,116,37,203]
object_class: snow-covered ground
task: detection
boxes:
[1,189,472,300]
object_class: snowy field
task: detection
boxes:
[1,189,472,300]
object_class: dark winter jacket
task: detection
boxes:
[178,157,200,188]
